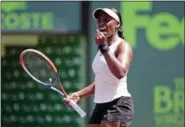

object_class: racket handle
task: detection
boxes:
[69,99,86,118]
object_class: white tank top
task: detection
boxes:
[92,35,131,103]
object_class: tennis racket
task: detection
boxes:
[19,49,86,118]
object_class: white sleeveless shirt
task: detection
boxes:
[92,35,131,103]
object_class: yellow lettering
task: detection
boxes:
[147,13,180,50]
[42,13,54,29]
[20,12,31,29]
[2,12,54,30]
[121,2,151,48]
[154,114,184,125]
[5,13,20,29]
[173,91,184,113]
[174,77,184,89]
[154,86,172,113]
[121,1,184,50]
[32,13,41,28]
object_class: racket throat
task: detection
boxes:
[50,86,65,96]
[55,73,68,97]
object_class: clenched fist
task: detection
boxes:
[95,30,107,45]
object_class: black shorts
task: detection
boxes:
[88,96,134,127]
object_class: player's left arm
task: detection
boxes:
[103,41,133,79]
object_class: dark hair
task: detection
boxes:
[111,8,125,39]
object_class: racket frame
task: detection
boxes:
[20,49,67,96]
[19,49,86,117]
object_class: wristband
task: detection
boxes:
[98,43,110,54]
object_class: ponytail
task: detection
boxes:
[110,8,125,39]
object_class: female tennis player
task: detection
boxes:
[64,8,134,127]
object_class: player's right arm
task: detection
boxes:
[63,82,95,104]
[76,82,95,98]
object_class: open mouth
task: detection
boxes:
[99,26,106,31]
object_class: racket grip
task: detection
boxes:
[69,99,86,118]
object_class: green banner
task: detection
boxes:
[121,2,184,127]
[1,1,81,32]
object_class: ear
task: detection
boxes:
[115,22,120,29]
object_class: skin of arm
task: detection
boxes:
[76,82,95,99]
[63,82,95,105]
[103,42,133,79]
[95,30,133,79]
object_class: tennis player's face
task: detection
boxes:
[96,12,118,38]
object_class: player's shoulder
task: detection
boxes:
[117,38,132,51]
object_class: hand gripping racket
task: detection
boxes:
[19,49,86,118]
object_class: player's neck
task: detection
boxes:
[107,32,118,46]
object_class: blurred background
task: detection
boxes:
[1,1,184,127]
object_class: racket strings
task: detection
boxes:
[23,52,58,86]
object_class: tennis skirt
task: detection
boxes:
[88,96,134,127]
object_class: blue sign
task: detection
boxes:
[1,1,81,32]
